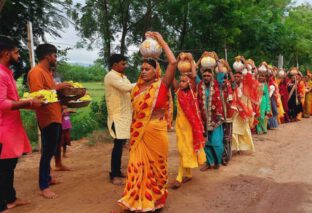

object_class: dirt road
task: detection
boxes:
[11,118,312,213]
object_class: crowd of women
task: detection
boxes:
[1,31,311,212]
[113,32,312,212]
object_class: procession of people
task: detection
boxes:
[1,30,312,213]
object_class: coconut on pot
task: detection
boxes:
[277,69,286,78]
[289,67,299,76]
[177,52,193,74]
[199,51,219,69]
[258,61,268,74]
[233,55,245,72]
[215,58,230,73]
[139,37,162,59]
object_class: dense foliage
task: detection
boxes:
[71,0,312,71]
[2,0,312,73]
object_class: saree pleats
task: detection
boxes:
[118,119,168,212]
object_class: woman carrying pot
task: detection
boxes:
[118,32,177,212]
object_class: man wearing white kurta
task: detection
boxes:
[104,54,134,185]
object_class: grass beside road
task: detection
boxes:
[74,81,104,115]
[83,81,104,103]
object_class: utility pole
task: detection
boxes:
[27,22,35,67]
[278,54,283,69]
[27,21,41,150]
[224,42,228,62]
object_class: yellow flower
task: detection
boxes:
[79,94,91,101]
[23,90,58,103]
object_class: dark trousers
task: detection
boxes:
[0,158,18,211]
[110,139,126,179]
[222,122,232,164]
[39,123,62,190]
[110,122,126,179]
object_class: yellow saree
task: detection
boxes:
[176,102,205,168]
[118,79,170,212]
[304,80,312,116]
[276,95,285,124]
[175,102,205,182]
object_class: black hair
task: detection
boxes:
[143,58,157,69]
[35,43,57,61]
[201,68,212,74]
[109,54,127,68]
[0,36,18,53]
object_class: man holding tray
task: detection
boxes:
[28,43,72,199]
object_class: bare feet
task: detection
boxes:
[222,161,228,166]
[200,164,211,172]
[123,143,130,150]
[40,188,58,199]
[171,180,182,189]
[182,177,192,184]
[111,177,125,186]
[232,150,241,156]
[213,164,220,169]
[7,198,31,209]
[55,165,71,171]
[117,173,127,178]
[49,177,62,186]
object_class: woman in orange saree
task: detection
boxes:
[118,32,176,212]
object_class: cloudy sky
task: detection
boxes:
[45,0,98,65]
[45,0,312,65]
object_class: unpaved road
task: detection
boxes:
[11,118,312,213]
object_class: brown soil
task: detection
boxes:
[11,118,312,213]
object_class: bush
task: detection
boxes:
[70,111,99,140]
[70,96,108,140]
[89,97,108,128]
[20,110,38,147]
[20,101,108,144]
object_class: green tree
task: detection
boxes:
[72,0,167,67]
[72,0,312,69]
[0,0,72,79]
[283,4,312,69]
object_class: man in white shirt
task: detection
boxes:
[104,54,134,185]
